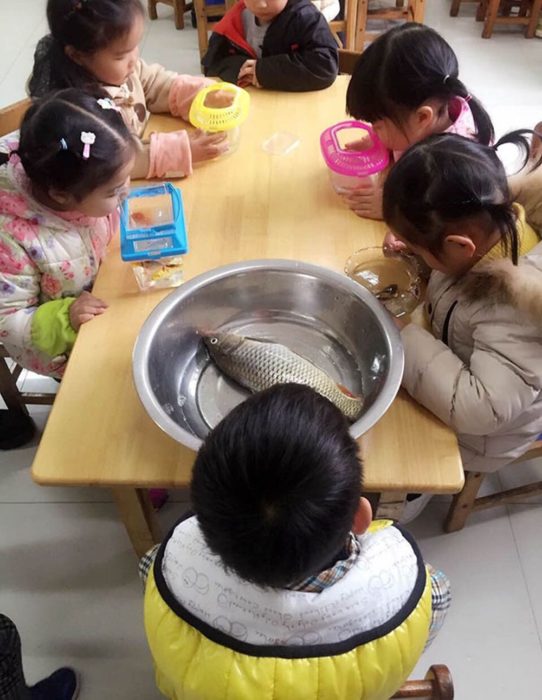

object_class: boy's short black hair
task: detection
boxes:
[191,384,362,589]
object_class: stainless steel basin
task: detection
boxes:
[133,259,404,451]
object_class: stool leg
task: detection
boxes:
[526,0,542,36]
[173,0,185,29]
[476,0,487,21]
[444,471,484,533]
[148,0,158,20]
[482,0,500,37]
[450,0,461,17]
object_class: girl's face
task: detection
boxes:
[68,154,134,218]
[68,12,145,86]
[372,102,449,152]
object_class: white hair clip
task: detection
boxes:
[97,97,121,113]
[80,131,96,160]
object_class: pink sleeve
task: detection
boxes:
[148,131,192,179]
[169,75,215,122]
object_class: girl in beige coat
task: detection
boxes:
[383,132,542,474]
[29,0,230,179]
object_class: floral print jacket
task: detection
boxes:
[0,134,117,378]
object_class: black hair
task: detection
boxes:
[191,384,362,589]
[0,88,135,201]
[28,0,144,96]
[346,23,494,147]
[382,130,539,266]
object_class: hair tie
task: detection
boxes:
[443,74,450,85]
[97,97,121,113]
[465,94,472,103]
[80,131,96,159]
[59,138,68,151]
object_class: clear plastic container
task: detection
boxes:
[320,121,389,194]
[130,256,184,291]
[344,246,422,317]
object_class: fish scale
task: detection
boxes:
[203,331,363,421]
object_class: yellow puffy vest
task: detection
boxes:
[144,519,432,700]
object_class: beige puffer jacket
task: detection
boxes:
[401,238,542,473]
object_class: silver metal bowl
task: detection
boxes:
[133,259,404,451]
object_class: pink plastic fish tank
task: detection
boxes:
[320,121,390,194]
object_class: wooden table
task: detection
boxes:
[32,77,463,555]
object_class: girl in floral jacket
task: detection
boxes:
[0,89,135,378]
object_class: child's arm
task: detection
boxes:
[136,59,215,118]
[0,231,105,362]
[202,34,251,85]
[254,12,338,91]
[400,310,541,435]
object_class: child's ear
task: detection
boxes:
[65,45,85,67]
[414,105,436,134]
[48,188,71,207]
[352,497,372,535]
[444,234,477,259]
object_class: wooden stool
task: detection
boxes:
[482,0,542,37]
[444,439,542,533]
[356,0,426,51]
[148,0,193,30]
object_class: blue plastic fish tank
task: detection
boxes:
[120,183,188,291]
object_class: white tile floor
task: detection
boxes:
[1,1,542,698]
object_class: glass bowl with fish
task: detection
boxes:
[132,259,404,451]
[344,246,422,317]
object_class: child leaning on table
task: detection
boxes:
[384,132,542,483]
[344,22,493,221]
[0,89,136,379]
[140,384,451,700]
[202,0,339,92]
[28,0,231,179]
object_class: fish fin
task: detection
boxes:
[337,383,362,401]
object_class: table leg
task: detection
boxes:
[375,491,407,520]
[112,487,162,557]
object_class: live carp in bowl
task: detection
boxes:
[202,330,364,421]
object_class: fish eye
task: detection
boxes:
[210,337,218,345]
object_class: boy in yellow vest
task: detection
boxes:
[142,384,450,700]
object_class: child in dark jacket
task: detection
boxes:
[202,0,339,92]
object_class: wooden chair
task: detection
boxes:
[393,665,454,699]
[193,0,236,58]
[338,48,361,74]
[444,439,542,533]
[147,0,194,30]
[482,0,542,37]
[0,98,56,412]
[330,0,364,50]
[450,0,542,37]
[356,0,425,50]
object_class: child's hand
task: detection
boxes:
[393,314,410,330]
[188,129,229,162]
[383,230,408,253]
[69,291,108,331]
[345,135,372,151]
[342,182,384,220]
[237,60,260,88]
[204,89,235,109]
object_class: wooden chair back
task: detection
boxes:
[355,0,425,50]
[330,0,363,50]
[193,0,237,58]
[147,0,194,31]
[0,98,31,137]
[338,48,361,74]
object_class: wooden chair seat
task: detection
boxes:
[148,0,194,30]
[444,439,542,533]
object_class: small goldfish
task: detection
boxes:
[203,331,363,421]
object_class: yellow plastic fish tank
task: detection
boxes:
[120,183,188,291]
[189,82,250,156]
